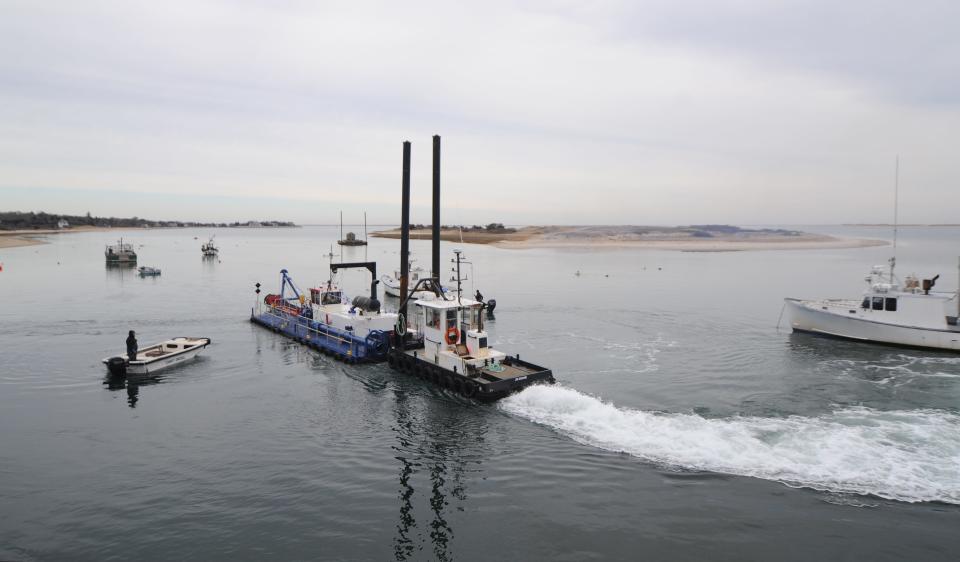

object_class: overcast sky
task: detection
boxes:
[2,0,958,225]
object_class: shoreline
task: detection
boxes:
[370,226,888,252]
[0,226,129,249]
[0,224,299,249]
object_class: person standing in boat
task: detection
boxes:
[126,330,138,362]
[474,289,483,303]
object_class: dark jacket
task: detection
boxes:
[126,334,138,356]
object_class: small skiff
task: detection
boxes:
[104,337,211,376]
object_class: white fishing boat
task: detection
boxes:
[104,337,211,376]
[786,159,960,352]
[785,258,960,351]
[201,236,218,256]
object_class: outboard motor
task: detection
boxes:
[107,356,127,377]
[485,298,497,318]
[352,295,381,313]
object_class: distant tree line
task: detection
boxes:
[0,211,296,230]
[409,222,517,234]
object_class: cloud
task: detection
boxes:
[1,0,958,224]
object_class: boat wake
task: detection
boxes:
[500,385,960,505]
[822,354,960,385]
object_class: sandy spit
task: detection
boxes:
[371,226,887,252]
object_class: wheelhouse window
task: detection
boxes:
[446,309,458,327]
[464,307,480,330]
[885,297,898,311]
[861,297,870,309]
[872,296,883,310]
[425,307,440,329]
[321,291,342,305]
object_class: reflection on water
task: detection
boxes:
[101,357,210,408]
[102,374,159,408]
[391,391,487,561]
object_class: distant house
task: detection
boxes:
[57,219,70,229]
[247,221,262,228]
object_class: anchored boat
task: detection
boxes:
[337,211,368,246]
[138,266,161,276]
[104,337,211,376]
[201,236,219,257]
[382,262,430,299]
[105,238,137,264]
[785,258,960,351]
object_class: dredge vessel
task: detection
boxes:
[386,136,553,400]
[251,263,394,363]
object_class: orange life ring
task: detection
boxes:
[445,325,459,345]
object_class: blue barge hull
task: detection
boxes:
[250,307,389,363]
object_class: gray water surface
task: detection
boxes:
[1,226,958,561]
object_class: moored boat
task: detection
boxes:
[381,262,429,298]
[105,238,137,264]
[103,337,211,376]
[201,236,218,256]
[337,211,368,246]
[785,258,960,352]
[138,266,161,276]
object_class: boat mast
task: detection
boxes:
[364,212,368,243]
[891,155,899,280]
[340,210,343,243]
[454,250,463,305]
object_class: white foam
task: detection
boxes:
[501,385,960,504]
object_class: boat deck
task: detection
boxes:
[477,362,535,381]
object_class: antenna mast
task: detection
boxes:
[891,155,899,280]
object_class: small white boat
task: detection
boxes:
[785,258,960,352]
[138,266,161,276]
[201,236,219,256]
[381,262,430,299]
[104,337,211,376]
